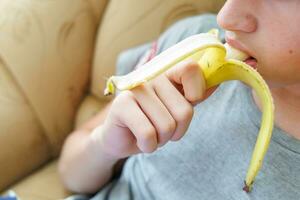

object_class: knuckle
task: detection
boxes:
[110,91,133,115]
[160,119,176,134]
[150,74,167,88]
[176,104,194,123]
[186,95,200,104]
[185,61,200,73]
[139,126,157,153]
[131,83,155,99]
[116,91,133,103]
[157,119,176,145]
[143,145,157,153]
[141,126,156,141]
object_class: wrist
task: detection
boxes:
[88,125,120,163]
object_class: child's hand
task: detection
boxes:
[95,61,210,159]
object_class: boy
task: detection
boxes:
[59,0,300,199]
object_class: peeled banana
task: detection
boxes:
[104,29,274,192]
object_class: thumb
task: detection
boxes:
[165,60,207,104]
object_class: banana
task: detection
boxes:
[104,29,274,192]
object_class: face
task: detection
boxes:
[217,0,300,88]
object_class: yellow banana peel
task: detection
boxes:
[104,29,274,192]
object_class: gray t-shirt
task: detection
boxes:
[67,14,300,200]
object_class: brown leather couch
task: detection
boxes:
[0,0,225,199]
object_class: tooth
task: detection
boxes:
[226,30,237,39]
[225,43,248,61]
[104,29,274,192]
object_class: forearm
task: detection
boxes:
[58,125,119,194]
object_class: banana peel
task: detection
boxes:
[104,29,274,192]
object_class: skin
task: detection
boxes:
[217,0,300,139]
[58,0,300,194]
[58,61,211,193]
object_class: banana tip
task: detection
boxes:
[243,180,253,193]
[104,88,112,96]
[104,78,116,96]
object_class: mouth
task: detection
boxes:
[225,36,258,69]
[244,57,258,70]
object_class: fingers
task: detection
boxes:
[111,60,208,154]
[152,75,194,141]
[165,60,206,104]
[114,91,158,153]
[131,85,176,146]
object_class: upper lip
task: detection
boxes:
[225,36,254,59]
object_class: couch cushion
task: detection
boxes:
[9,160,70,200]
[91,0,225,100]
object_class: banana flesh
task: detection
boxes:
[104,30,274,192]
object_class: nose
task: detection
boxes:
[217,0,257,33]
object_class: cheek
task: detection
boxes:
[258,45,300,86]
[255,3,300,86]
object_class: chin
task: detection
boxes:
[256,65,300,88]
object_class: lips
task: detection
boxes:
[225,34,258,69]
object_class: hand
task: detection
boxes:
[93,60,212,159]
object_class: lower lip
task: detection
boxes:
[245,58,258,70]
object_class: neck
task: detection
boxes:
[252,84,300,140]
